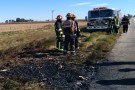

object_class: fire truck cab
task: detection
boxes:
[87,7,121,31]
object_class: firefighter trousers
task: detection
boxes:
[75,36,79,49]
[56,37,64,51]
[123,25,128,33]
[63,34,75,55]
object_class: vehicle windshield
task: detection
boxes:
[88,10,113,18]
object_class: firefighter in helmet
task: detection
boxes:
[110,16,120,34]
[121,15,130,33]
[62,13,77,55]
[113,16,120,34]
[54,15,64,51]
[72,14,80,49]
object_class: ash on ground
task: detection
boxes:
[0,58,97,90]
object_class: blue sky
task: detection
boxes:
[0,0,134,22]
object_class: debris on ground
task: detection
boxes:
[0,56,98,89]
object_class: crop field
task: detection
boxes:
[0,23,53,32]
[0,20,87,32]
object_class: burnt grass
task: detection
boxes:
[0,49,98,90]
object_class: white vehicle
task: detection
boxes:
[87,7,122,31]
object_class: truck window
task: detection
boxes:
[88,11,99,18]
[99,10,113,17]
[88,10,113,18]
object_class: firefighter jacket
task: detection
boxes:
[121,17,130,25]
[111,17,120,28]
[62,19,77,36]
[54,20,63,37]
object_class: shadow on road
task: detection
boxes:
[98,61,135,66]
[96,78,135,85]
[118,68,135,72]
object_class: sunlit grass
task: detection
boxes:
[0,28,55,58]
[83,32,119,63]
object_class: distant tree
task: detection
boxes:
[21,18,25,22]
[16,18,21,22]
[5,20,8,23]
[29,19,34,22]
[11,20,15,22]
[9,20,12,23]
[16,18,34,22]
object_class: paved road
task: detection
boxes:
[90,18,135,90]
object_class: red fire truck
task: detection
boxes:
[87,7,122,31]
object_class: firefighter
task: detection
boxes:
[110,16,120,34]
[108,17,114,34]
[72,14,81,49]
[113,16,120,34]
[121,15,130,33]
[54,15,64,51]
[62,13,77,56]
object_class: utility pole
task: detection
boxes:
[52,10,54,21]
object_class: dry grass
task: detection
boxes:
[80,32,107,49]
[0,20,87,61]
[81,31,120,63]
[0,27,55,59]
[78,20,87,28]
